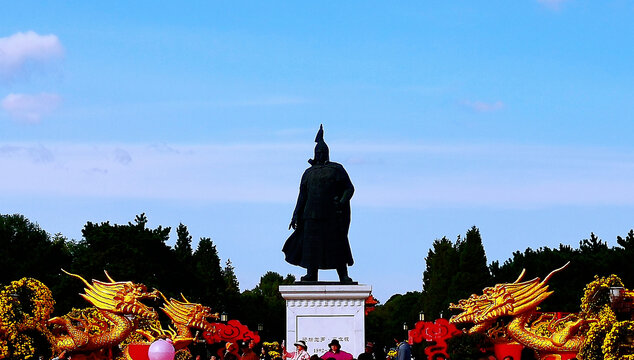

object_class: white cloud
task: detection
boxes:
[462,100,504,112]
[1,93,62,123]
[2,141,634,208]
[113,148,132,165]
[0,31,63,77]
[0,144,54,163]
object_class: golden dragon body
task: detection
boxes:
[449,263,586,358]
[48,270,159,358]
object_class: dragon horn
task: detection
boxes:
[513,269,527,283]
[542,262,570,284]
[180,293,191,303]
[61,269,92,288]
[157,291,170,303]
[103,270,117,283]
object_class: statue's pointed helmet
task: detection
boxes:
[311,124,330,164]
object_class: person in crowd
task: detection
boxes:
[225,342,240,360]
[282,340,311,360]
[241,340,259,360]
[358,342,375,360]
[320,339,353,360]
[395,338,410,360]
[259,346,271,360]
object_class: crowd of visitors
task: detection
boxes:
[191,337,412,360]
[279,338,410,360]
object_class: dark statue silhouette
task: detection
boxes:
[283,124,355,283]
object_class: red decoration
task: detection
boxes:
[408,319,461,360]
[365,295,379,315]
[493,343,522,360]
[126,343,151,360]
[202,319,261,344]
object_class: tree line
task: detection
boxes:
[365,225,634,357]
[2,213,633,352]
[0,213,293,341]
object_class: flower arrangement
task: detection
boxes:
[579,304,616,360]
[580,274,623,314]
[263,341,283,360]
[603,320,634,360]
[0,277,55,359]
[579,275,634,360]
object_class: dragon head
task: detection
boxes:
[160,294,219,332]
[64,270,159,320]
[449,263,569,327]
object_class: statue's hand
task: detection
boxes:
[289,219,297,230]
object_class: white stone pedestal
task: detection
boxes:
[279,284,372,358]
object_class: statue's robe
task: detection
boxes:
[283,161,354,270]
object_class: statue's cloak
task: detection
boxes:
[283,162,354,270]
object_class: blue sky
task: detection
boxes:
[2,1,634,303]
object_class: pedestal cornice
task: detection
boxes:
[279,284,372,300]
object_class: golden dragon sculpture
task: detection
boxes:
[449,263,587,358]
[134,293,219,352]
[48,270,159,359]
[160,294,219,344]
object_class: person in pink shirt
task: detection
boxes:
[320,339,353,360]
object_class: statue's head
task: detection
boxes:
[310,124,329,165]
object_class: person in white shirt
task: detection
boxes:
[283,340,311,360]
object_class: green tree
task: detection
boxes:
[175,223,193,262]
[422,237,458,319]
[222,259,241,318]
[174,223,195,296]
[70,213,177,300]
[448,226,491,305]
[240,271,295,341]
[191,237,225,310]
[489,232,619,312]
[366,292,423,357]
[0,214,71,286]
[616,229,634,285]
[0,214,74,312]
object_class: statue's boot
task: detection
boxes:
[337,266,353,283]
[301,267,318,281]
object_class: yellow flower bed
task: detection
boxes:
[0,278,55,359]
[579,275,634,360]
[603,320,634,360]
[580,274,623,314]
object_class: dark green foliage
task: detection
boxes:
[615,229,634,285]
[449,227,490,307]
[6,211,634,349]
[489,233,618,312]
[239,271,295,341]
[366,291,423,355]
[422,227,491,319]
[173,223,195,298]
[175,223,193,262]
[422,237,458,319]
[1,212,303,339]
[190,237,225,309]
[0,214,73,312]
[222,259,241,318]
[70,213,178,300]
[0,214,71,286]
